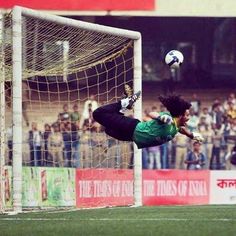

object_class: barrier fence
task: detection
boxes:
[3,167,236,208]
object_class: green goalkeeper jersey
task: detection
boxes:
[133,112,179,149]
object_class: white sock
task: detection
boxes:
[121,98,129,108]
[119,107,127,114]
[119,98,130,114]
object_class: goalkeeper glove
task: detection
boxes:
[156,114,173,125]
[192,132,204,142]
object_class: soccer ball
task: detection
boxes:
[165,50,184,69]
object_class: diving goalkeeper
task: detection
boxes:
[93,88,203,149]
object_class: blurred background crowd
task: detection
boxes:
[5,90,236,170]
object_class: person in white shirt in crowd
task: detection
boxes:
[80,95,98,128]
[187,107,199,132]
[199,107,213,127]
[190,93,201,116]
[28,122,42,166]
[198,116,214,168]
[174,133,189,169]
[223,93,236,111]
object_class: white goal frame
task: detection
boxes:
[9,6,142,213]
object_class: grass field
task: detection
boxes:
[1,205,236,236]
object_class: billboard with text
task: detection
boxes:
[76,169,134,208]
[210,171,236,204]
[143,170,210,205]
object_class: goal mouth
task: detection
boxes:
[1,6,142,212]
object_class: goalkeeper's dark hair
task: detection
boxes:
[159,95,191,117]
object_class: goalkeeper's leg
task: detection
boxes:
[93,101,140,141]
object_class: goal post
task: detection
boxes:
[0,11,6,213]
[12,6,23,213]
[2,6,142,212]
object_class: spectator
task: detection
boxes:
[151,106,158,113]
[59,104,70,123]
[210,125,224,170]
[71,122,80,168]
[174,133,189,169]
[48,123,63,167]
[225,145,236,170]
[70,103,80,128]
[142,148,149,169]
[185,141,206,170]
[28,122,42,166]
[62,122,72,167]
[200,107,213,127]
[160,143,169,169]
[198,117,214,167]
[83,104,96,131]
[224,117,236,169]
[223,93,236,111]
[91,124,107,168]
[6,126,13,165]
[190,93,201,115]
[187,107,199,132]
[80,122,94,168]
[80,95,98,128]
[42,124,51,166]
[148,146,161,169]
[212,102,224,129]
[121,142,133,169]
[159,103,167,112]
[143,108,152,121]
[226,101,236,119]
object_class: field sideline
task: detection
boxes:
[1,205,236,236]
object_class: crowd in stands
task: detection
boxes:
[141,92,236,170]
[5,92,236,170]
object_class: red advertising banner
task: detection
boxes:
[1,0,155,11]
[143,170,210,205]
[76,169,134,208]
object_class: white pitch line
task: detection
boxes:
[0,218,236,222]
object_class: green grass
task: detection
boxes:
[1,205,236,236]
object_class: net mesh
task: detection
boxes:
[3,12,135,166]
[1,12,136,208]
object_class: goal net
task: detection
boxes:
[0,6,142,212]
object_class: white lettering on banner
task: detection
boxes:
[79,181,93,198]
[189,181,207,196]
[112,181,121,197]
[121,181,134,197]
[178,180,188,197]
[156,180,177,196]
[155,180,207,197]
[94,180,112,197]
[79,180,134,198]
[143,180,155,196]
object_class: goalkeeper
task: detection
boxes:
[93,89,203,149]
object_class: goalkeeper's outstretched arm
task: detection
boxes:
[179,126,204,142]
